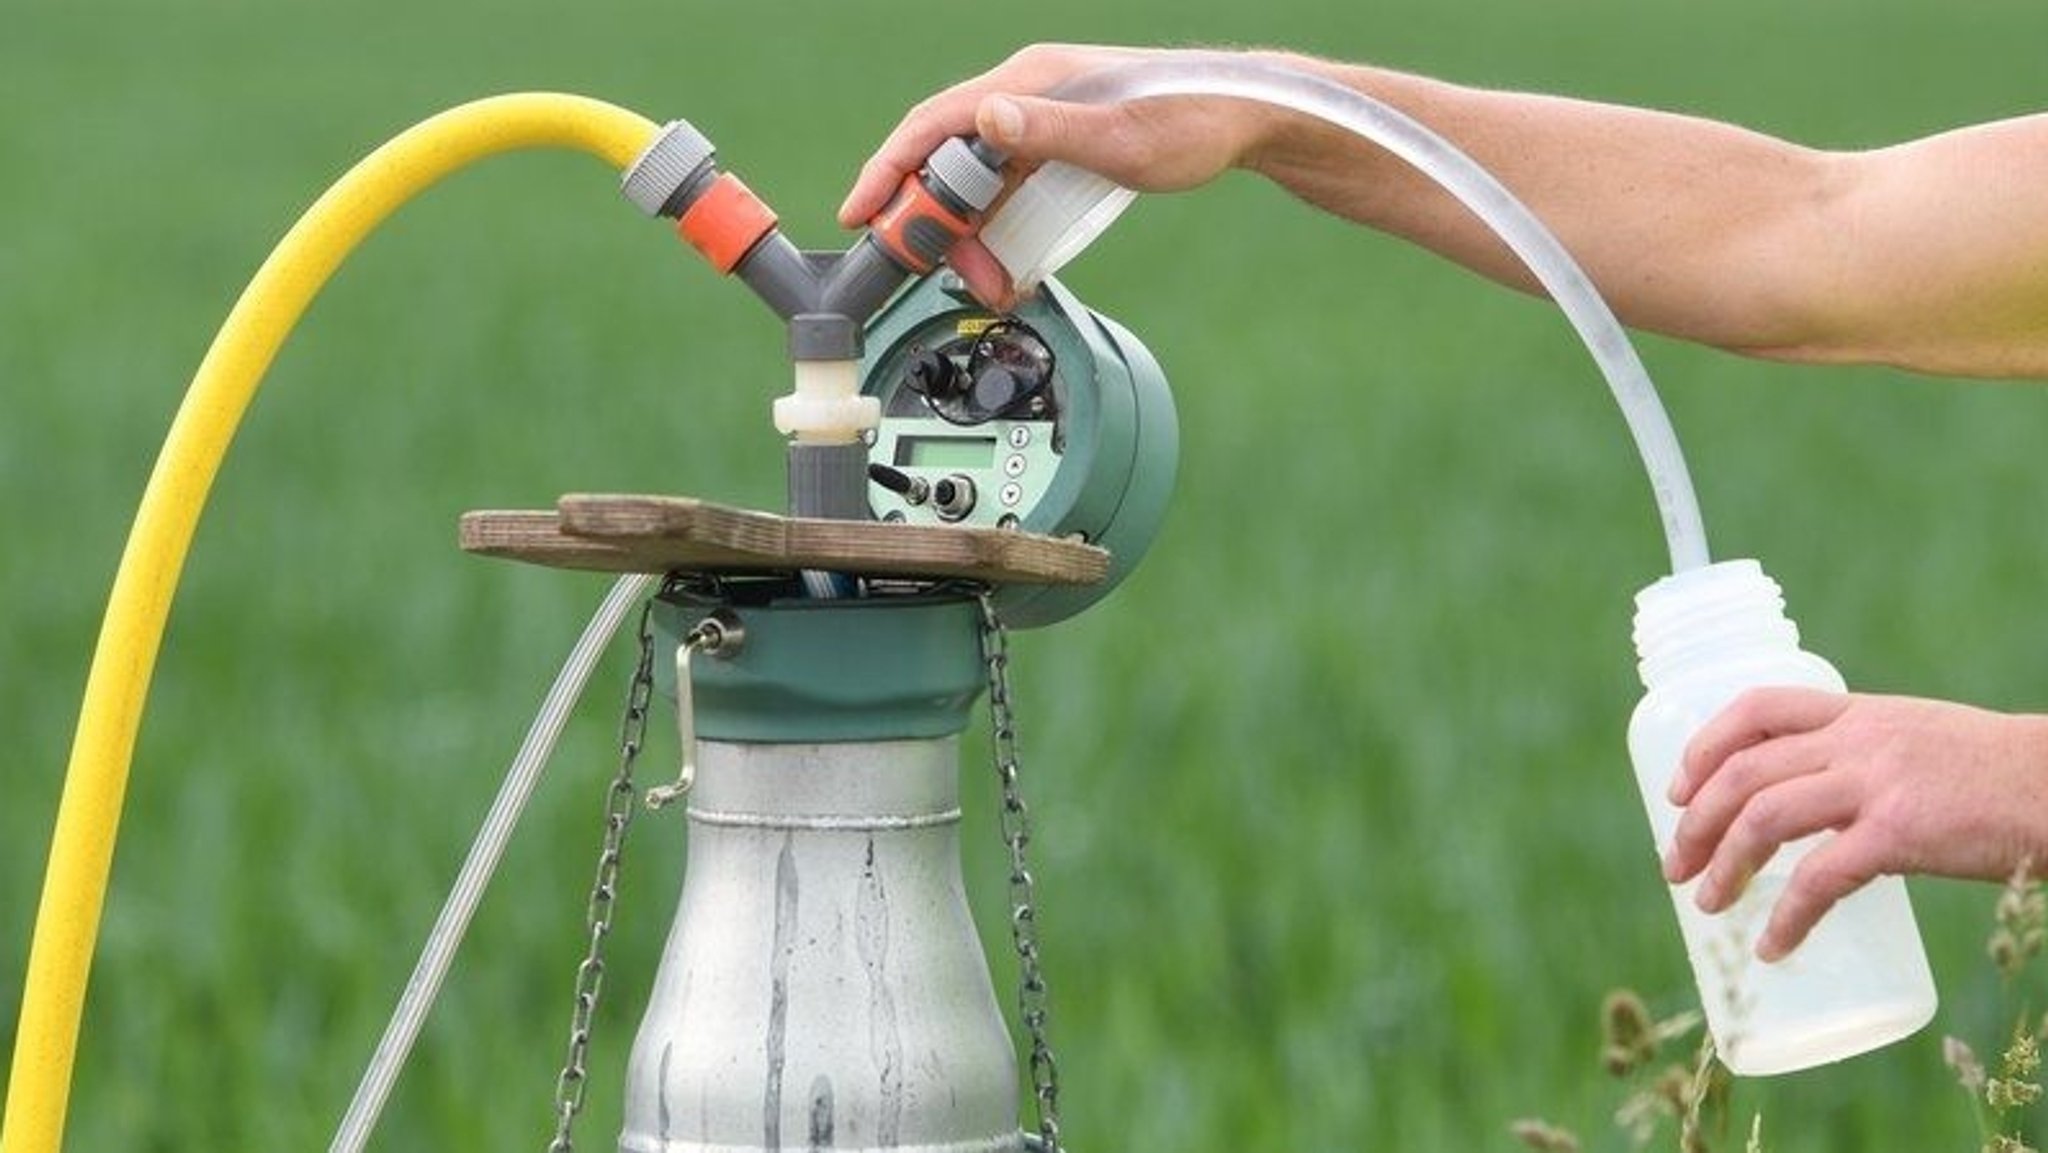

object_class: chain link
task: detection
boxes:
[547,597,658,1153]
[976,592,1065,1153]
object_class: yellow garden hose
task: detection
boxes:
[0,92,657,1153]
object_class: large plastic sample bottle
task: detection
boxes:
[1628,559,1937,1075]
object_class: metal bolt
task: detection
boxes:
[692,609,745,658]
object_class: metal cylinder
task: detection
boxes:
[621,591,1021,1153]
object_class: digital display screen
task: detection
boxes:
[895,436,997,470]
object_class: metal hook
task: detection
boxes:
[645,610,744,811]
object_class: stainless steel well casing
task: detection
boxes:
[618,733,1021,1153]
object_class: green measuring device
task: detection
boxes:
[859,273,1179,627]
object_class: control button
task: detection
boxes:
[1003,453,1027,478]
[999,482,1023,507]
[1007,426,1031,449]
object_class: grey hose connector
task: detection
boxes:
[924,136,1006,213]
[621,119,718,218]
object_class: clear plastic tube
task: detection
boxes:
[1048,58,1711,573]
[327,571,658,1153]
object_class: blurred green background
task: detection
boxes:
[4,0,2045,1149]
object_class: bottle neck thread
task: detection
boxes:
[1633,559,1801,689]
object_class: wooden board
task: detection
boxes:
[459,494,1108,585]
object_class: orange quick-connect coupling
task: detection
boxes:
[866,136,1007,275]
[676,172,778,275]
[618,123,1005,324]
[866,171,979,275]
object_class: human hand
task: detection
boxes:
[839,43,1289,308]
[1662,688,2048,960]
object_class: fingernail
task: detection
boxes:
[984,96,1026,144]
[1756,935,1788,964]
[1661,850,1683,882]
[1665,772,1688,804]
[1694,879,1722,913]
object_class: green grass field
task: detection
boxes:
[5,1,2047,1149]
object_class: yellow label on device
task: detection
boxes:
[955,317,997,337]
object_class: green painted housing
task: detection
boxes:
[654,588,986,742]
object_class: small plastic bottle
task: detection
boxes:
[977,161,1137,294]
[1628,559,1937,1075]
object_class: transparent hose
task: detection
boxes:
[327,571,658,1153]
[1051,59,1711,573]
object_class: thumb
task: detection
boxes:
[976,93,1090,165]
[975,91,1225,194]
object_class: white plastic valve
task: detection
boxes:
[978,161,1137,294]
[772,360,880,442]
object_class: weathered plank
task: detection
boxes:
[459,494,1108,585]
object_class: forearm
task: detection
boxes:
[1243,53,1853,361]
[847,44,2048,377]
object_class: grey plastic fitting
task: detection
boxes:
[620,119,718,218]
[734,238,824,319]
[788,313,861,362]
[819,240,917,325]
[922,137,1005,214]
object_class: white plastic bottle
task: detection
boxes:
[1628,559,1937,1075]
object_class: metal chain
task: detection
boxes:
[976,592,1065,1153]
[547,597,658,1153]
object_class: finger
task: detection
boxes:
[839,96,983,226]
[976,93,1076,162]
[854,91,1093,200]
[1672,687,1850,804]
[1755,830,1887,961]
[1692,771,1859,913]
[840,84,1019,225]
[942,238,1017,310]
[977,93,1189,188]
[847,88,1167,228]
[839,45,1115,227]
[1664,730,1829,882]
